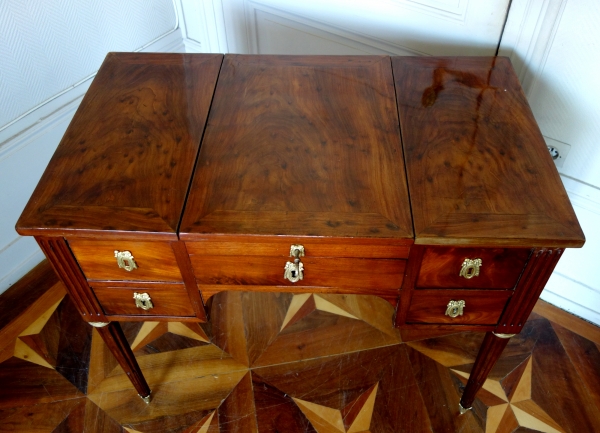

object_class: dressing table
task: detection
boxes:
[16,53,584,413]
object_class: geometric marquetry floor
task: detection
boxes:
[1,264,599,432]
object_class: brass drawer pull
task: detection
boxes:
[133,292,154,310]
[445,300,465,318]
[114,250,138,272]
[459,258,482,279]
[284,244,305,283]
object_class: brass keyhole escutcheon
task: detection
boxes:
[445,300,465,318]
[459,258,482,279]
[133,292,153,311]
[284,244,305,283]
[114,250,138,272]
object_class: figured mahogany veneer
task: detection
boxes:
[69,239,183,282]
[416,247,531,289]
[16,53,584,410]
[92,283,195,317]
[406,289,512,325]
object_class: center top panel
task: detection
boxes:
[180,55,413,240]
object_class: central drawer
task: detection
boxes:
[185,238,410,300]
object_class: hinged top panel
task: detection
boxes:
[181,55,413,241]
[17,53,223,240]
[393,56,584,248]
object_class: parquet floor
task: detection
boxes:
[1,262,599,432]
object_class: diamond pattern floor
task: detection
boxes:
[1,266,599,432]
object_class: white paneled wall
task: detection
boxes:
[0,0,184,292]
[500,0,600,325]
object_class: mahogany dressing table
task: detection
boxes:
[16,53,584,413]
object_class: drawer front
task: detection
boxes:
[92,283,195,317]
[406,290,511,325]
[68,240,182,282]
[190,255,406,290]
[417,247,530,289]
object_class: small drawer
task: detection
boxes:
[406,290,511,325]
[190,255,405,290]
[68,240,183,282]
[417,247,530,289]
[92,283,195,317]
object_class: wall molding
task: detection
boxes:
[0,29,185,296]
[244,0,428,55]
[498,0,568,95]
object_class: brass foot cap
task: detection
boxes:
[139,392,152,404]
[458,402,471,415]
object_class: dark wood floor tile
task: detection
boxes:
[80,399,126,433]
[0,357,83,408]
[134,333,208,356]
[252,373,317,433]
[534,299,600,346]
[218,371,258,432]
[0,261,59,334]
[55,296,92,394]
[209,291,250,366]
[18,305,61,368]
[0,398,84,432]
[252,310,400,368]
[52,399,86,432]
[551,321,600,411]
[254,346,431,432]
[406,332,484,368]
[238,292,293,366]
[406,345,483,433]
[123,408,216,433]
[530,318,600,432]
[499,355,530,402]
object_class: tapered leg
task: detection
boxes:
[92,322,152,403]
[459,331,512,412]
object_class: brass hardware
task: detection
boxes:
[133,292,154,310]
[139,391,151,404]
[88,322,109,328]
[445,300,465,318]
[458,402,471,415]
[114,250,138,272]
[493,332,516,339]
[284,244,305,283]
[459,258,482,279]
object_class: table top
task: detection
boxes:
[17,53,584,249]
[394,56,584,247]
[16,53,223,240]
[180,55,413,241]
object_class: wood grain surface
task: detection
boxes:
[92,283,195,317]
[68,239,183,282]
[180,55,413,240]
[191,255,405,289]
[417,247,531,289]
[406,289,512,325]
[16,53,223,240]
[393,56,584,248]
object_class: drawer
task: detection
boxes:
[406,289,511,325]
[186,238,407,293]
[190,255,405,290]
[68,240,183,282]
[417,247,530,289]
[406,290,512,325]
[92,283,195,317]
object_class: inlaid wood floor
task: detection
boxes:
[1,262,599,432]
